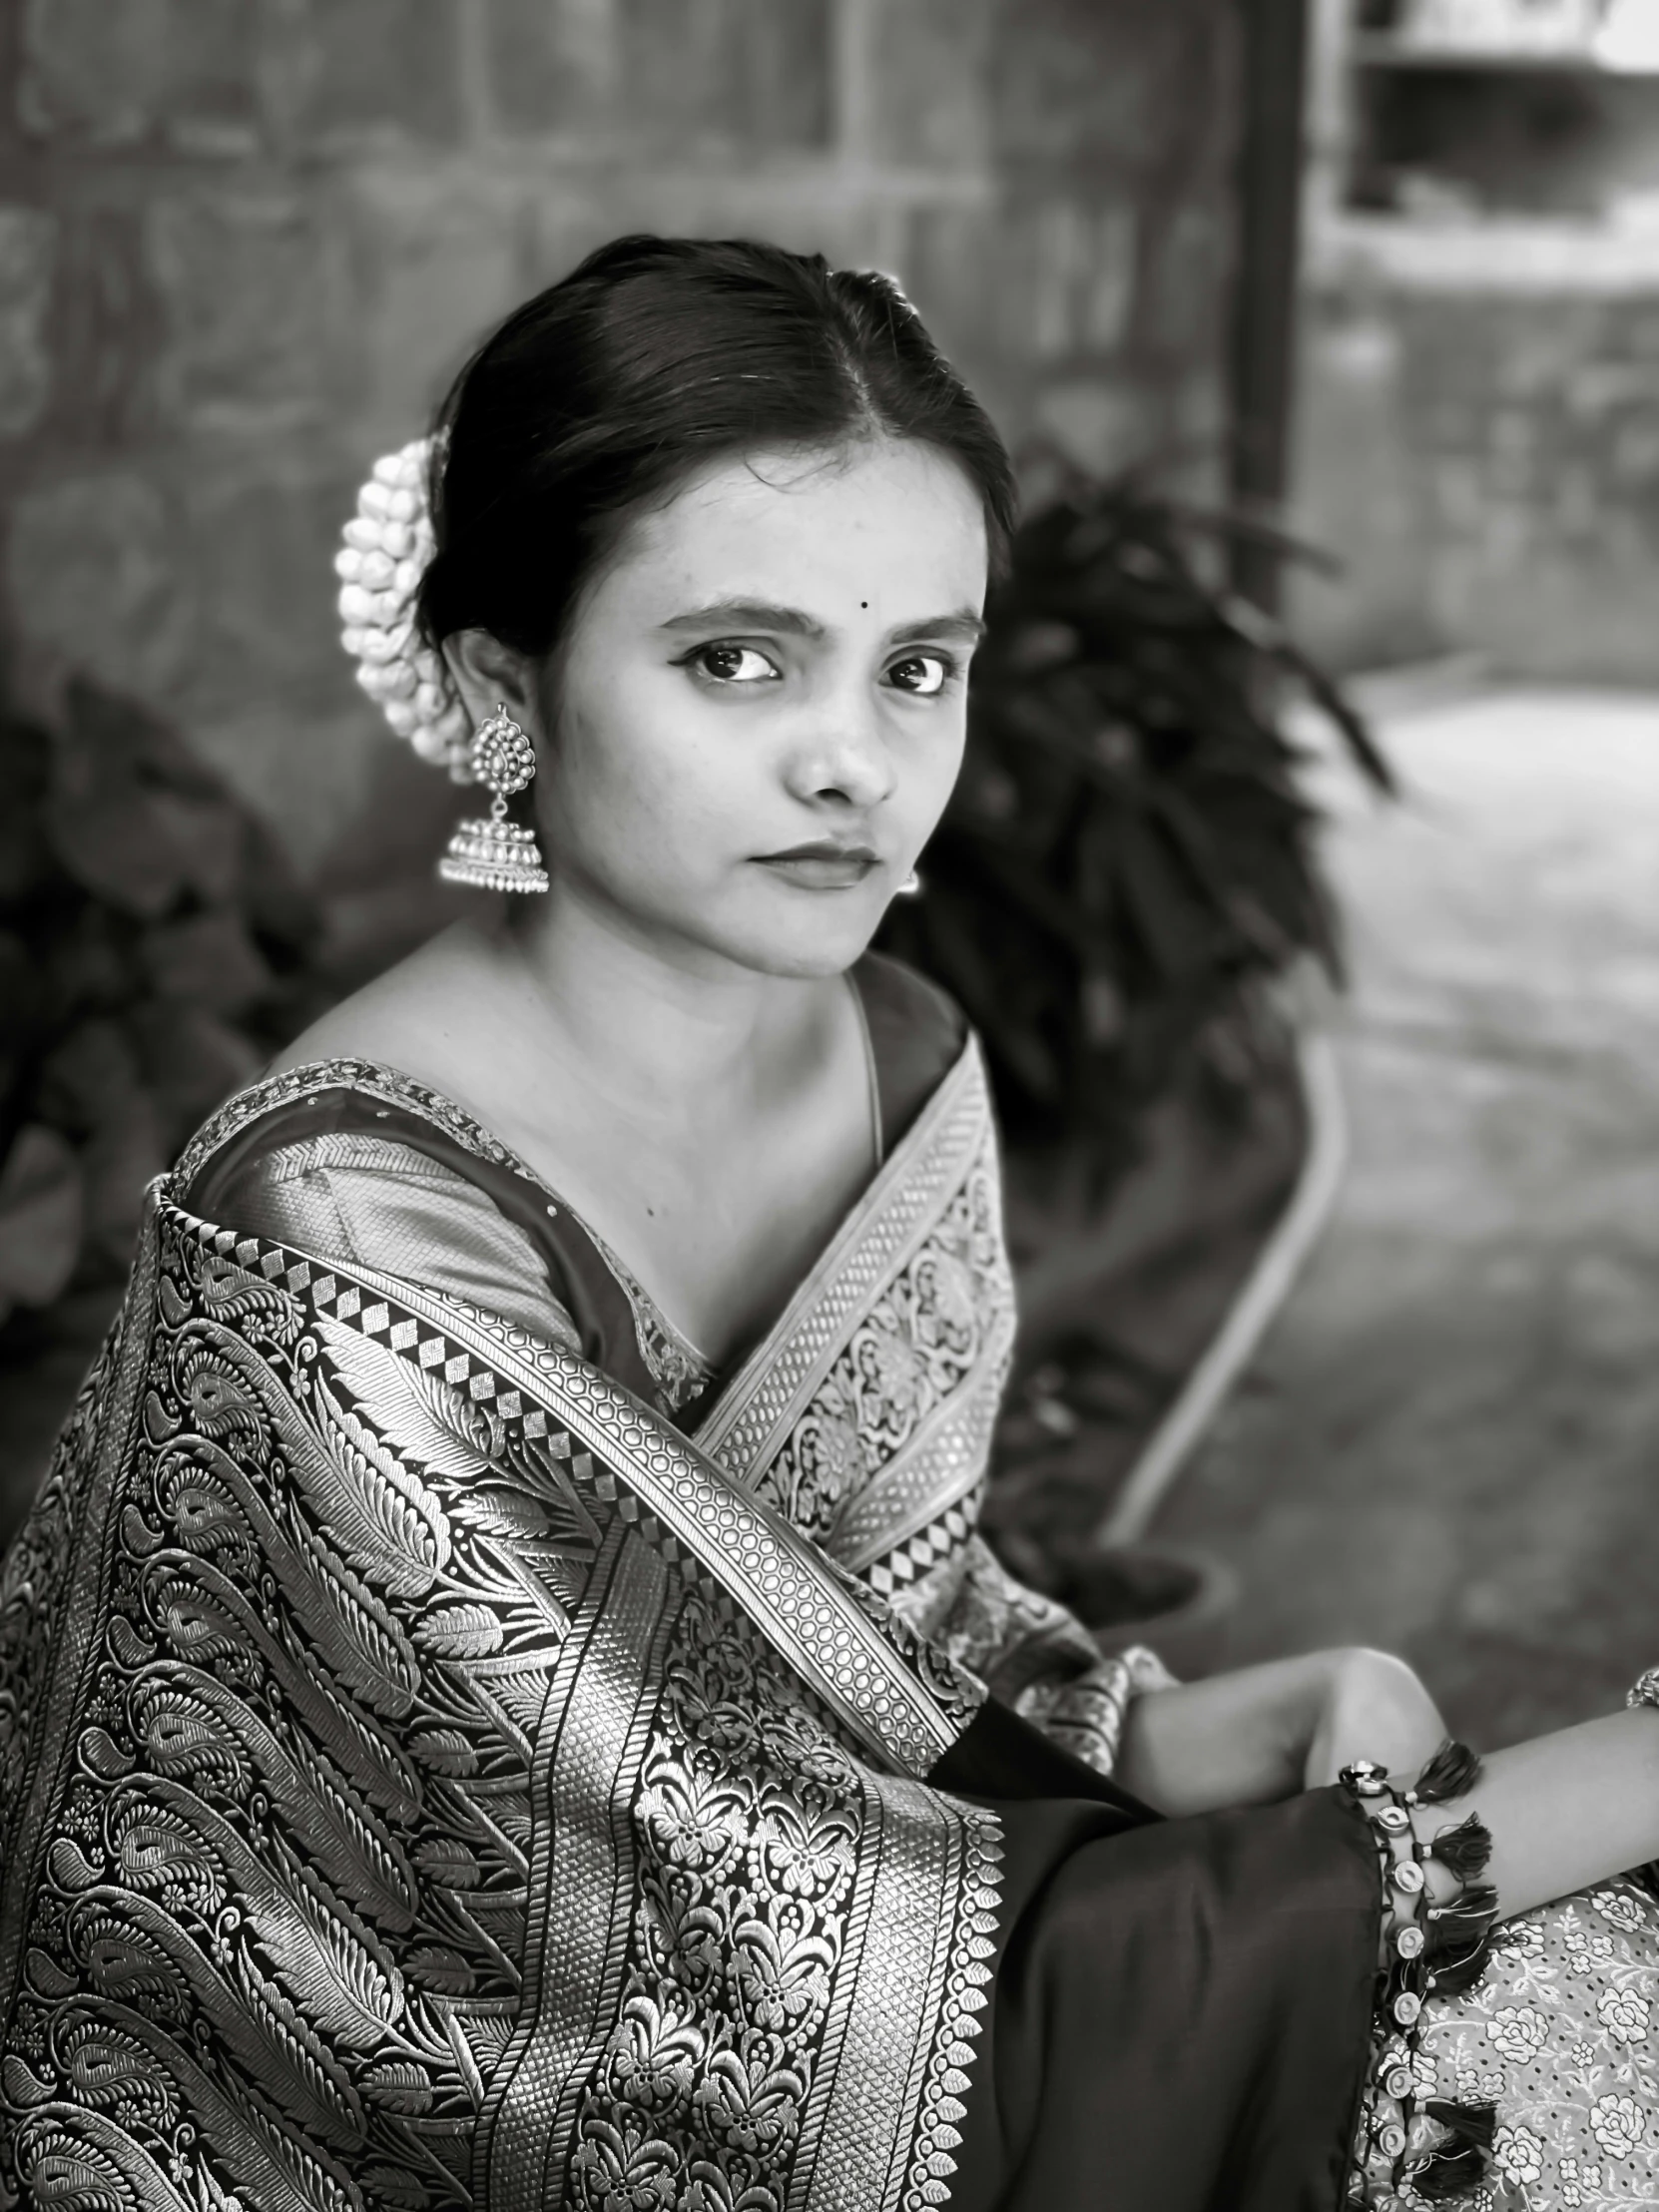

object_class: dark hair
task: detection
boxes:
[416,234,1016,662]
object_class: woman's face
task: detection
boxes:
[521,437,988,980]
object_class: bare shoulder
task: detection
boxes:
[268,922,500,1085]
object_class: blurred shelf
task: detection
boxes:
[1308,211,1659,288]
[1353,33,1659,76]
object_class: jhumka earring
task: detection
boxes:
[439,706,551,895]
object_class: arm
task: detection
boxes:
[1403,1708,1659,1921]
[1120,1645,1659,1919]
[1116,1646,1449,1816]
[927,1538,1451,1794]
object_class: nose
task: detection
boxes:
[783,694,898,814]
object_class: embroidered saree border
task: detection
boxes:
[833,1362,1006,1583]
[693,1042,991,1481]
[793,1773,1001,2212]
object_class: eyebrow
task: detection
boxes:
[657,598,987,648]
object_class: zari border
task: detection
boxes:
[478,1526,675,2212]
[173,1055,530,1189]
[831,1359,1009,1578]
[694,1041,993,1483]
[167,1204,981,1779]
[901,1801,1002,2212]
[789,1775,1002,2212]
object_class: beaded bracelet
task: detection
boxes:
[1341,1744,1500,2206]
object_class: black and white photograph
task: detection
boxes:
[0,2,1657,2206]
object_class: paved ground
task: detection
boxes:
[1160,685,1659,1747]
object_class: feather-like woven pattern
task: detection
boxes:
[298,1380,452,1599]
[141,1547,422,1820]
[15,2103,197,2212]
[115,1776,404,2046]
[317,1317,495,1487]
[127,1666,418,1931]
[69,1889,364,2149]
[57,1994,356,2212]
[150,1435,423,1718]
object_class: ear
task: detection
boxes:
[442,629,545,742]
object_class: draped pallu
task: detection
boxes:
[0,1040,1382,2212]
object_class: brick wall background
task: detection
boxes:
[0,0,1240,961]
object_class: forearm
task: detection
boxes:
[1117,1652,1343,1815]
[1410,1707,1659,1921]
[1118,1645,1449,1817]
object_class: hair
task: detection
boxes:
[416,234,1017,664]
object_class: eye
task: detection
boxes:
[688,643,780,685]
[886,653,951,697]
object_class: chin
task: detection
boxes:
[715,896,884,982]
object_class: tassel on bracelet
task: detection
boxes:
[1341,1744,1500,2206]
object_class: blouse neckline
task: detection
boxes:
[177,952,965,1427]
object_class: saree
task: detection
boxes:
[0,971,1387,2212]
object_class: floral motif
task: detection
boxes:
[860,1319,927,1427]
[1485,2005,1549,2064]
[780,1385,865,1536]
[1593,1889,1648,1935]
[1590,2094,1646,2164]
[1494,2125,1545,2187]
[1595,1986,1650,2045]
[752,1168,1007,1555]
[638,1771,745,1873]
[1356,1874,1659,2207]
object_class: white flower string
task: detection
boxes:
[335,436,470,778]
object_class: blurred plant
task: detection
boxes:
[878,464,1390,1182]
[0,674,321,1332]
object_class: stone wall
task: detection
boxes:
[0,0,1239,945]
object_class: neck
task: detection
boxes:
[478,877,838,1129]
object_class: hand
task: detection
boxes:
[1303,1647,1449,1791]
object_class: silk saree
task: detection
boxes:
[0,956,1404,2211]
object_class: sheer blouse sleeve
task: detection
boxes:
[211,1130,587,1356]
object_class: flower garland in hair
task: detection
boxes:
[335,436,470,778]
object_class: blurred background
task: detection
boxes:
[0,0,1655,1750]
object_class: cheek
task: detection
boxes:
[540,678,751,874]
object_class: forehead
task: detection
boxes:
[605,439,988,614]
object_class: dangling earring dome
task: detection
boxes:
[438,706,551,895]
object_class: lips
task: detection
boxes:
[754,841,881,890]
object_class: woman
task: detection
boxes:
[1,237,1655,2212]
